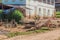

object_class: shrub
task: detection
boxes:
[0,10,3,19]
[0,10,3,13]
[8,10,24,23]
[56,11,60,18]
[0,9,24,23]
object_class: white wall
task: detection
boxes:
[26,0,55,17]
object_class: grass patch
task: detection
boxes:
[56,11,60,18]
[6,31,34,38]
[6,27,49,38]
[56,11,60,14]
[56,15,60,18]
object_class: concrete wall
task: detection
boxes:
[26,0,55,18]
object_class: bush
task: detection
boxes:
[0,10,3,13]
[56,15,60,18]
[56,11,60,18]
[8,10,24,23]
[0,9,24,23]
[0,10,3,19]
[56,11,60,15]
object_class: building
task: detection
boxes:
[0,0,26,17]
[26,0,55,18]
[0,0,55,19]
[55,0,60,11]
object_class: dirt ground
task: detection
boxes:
[4,29,60,40]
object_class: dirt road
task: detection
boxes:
[5,29,60,40]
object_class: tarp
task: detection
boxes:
[0,3,15,14]
[3,8,15,14]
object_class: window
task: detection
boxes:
[43,8,46,16]
[38,0,42,2]
[39,8,41,16]
[55,0,58,2]
[39,8,41,12]
[43,0,46,3]
[47,0,50,4]
[51,0,55,5]
[47,9,50,16]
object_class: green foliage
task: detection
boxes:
[8,10,24,23]
[56,11,60,18]
[41,27,49,30]
[56,11,60,15]
[56,15,60,18]
[0,10,3,19]
[6,27,49,38]
[0,10,3,13]
[0,9,24,23]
